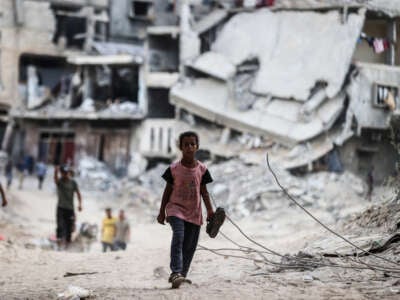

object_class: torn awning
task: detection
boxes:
[67,54,141,65]
[209,9,365,101]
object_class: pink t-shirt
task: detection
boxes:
[163,161,211,226]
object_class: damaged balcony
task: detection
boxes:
[10,52,146,121]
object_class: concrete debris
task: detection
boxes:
[101,101,140,115]
[211,9,364,100]
[302,274,314,282]
[78,156,117,191]
[78,98,95,113]
[193,9,228,34]
[180,1,200,65]
[344,199,400,232]
[127,152,148,179]
[233,72,258,111]
[208,159,365,218]
[191,51,235,80]
[57,285,93,300]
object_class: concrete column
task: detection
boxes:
[387,19,397,66]
[84,7,95,53]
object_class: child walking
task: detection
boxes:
[157,131,214,289]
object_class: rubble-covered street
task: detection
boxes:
[1,0,400,299]
[0,158,400,299]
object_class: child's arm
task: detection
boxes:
[157,183,173,225]
[75,186,83,211]
[0,183,7,207]
[200,185,214,221]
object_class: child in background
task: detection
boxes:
[101,208,117,252]
[157,131,214,289]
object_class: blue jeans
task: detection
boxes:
[168,216,200,277]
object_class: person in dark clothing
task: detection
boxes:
[5,159,13,189]
[54,165,83,249]
[366,167,374,201]
[36,161,47,190]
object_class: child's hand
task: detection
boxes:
[207,210,214,222]
[78,204,82,211]
[157,212,165,225]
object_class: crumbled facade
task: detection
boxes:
[0,0,399,181]
[168,0,400,182]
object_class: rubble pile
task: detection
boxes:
[343,198,400,233]
[116,163,168,219]
[209,159,366,218]
[111,158,367,221]
[77,156,118,191]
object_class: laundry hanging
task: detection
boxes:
[359,32,391,54]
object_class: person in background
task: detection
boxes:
[101,208,117,252]
[16,158,26,190]
[0,182,7,207]
[114,209,130,251]
[54,165,83,249]
[5,159,13,189]
[36,160,47,190]
[366,166,374,201]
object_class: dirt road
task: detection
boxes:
[1,175,399,299]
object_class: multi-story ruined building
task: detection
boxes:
[0,0,189,175]
[1,0,399,181]
[170,0,400,182]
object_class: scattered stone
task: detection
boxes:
[57,285,93,300]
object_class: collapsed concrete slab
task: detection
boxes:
[210,9,364,100]
[171,78,345,145]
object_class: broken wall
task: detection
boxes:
[347,62,400,131]
[16,119,133,174]
[338,134,397,184]
[0,0,63,111]
[148,34,179,72]
[109,0,178,42]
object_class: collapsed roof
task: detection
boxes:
[171,8,365,145]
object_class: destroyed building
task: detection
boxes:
[0,0,188,175]
[170,0,400,182]
[0,0,399,182]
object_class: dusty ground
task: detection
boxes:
[0,174,399,299]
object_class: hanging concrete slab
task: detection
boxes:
[170,78,346,145]
[189,52,236,81]
[210,9,364,100]
[193,9,228,34]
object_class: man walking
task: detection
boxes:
[36,160,47,190]
[114,209,130,250]
[54,165,82,249]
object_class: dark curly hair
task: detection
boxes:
[178,131,199,148]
